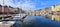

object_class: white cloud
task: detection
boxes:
[0,0,16,7]
[15,0,36,10]
[4,0,16,7]
[0,0,36,10]
[0,0,3,5]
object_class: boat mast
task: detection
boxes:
[2,0,4,20]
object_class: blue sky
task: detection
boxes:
[0,0,60,10]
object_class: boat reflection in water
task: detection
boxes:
[11,16,60,27]
[0,21,15,27]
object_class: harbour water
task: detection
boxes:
[0,13,60,27]
[11,16,60,27]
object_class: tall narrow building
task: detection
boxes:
[52,4,60,22]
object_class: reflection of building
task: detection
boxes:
[51,4,60,22]
[28,4,60,22]
[42,8,52,18]
[28,10,35,16]
[35,9,41,16]
[52,15,60,22]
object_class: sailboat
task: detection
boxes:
[0,5,20,27]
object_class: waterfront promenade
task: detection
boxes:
[0,13,27,27]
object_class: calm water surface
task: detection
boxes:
[11,16,60,27]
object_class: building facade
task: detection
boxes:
[27,4,60,22]
[0,5,20,20]
[51,4,60,22]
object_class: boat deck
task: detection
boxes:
[0,21,15,27]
